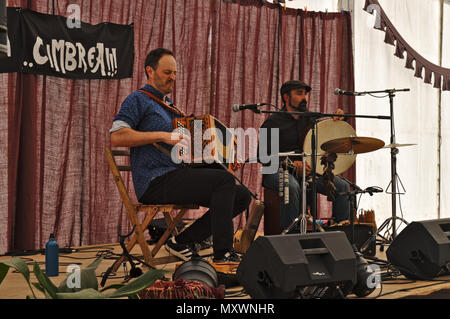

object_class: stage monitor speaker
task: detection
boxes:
[0,0,6,56]
[386,218,450,280]
[324,224,376,256]
[236,232,357,299]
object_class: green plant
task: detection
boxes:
[0,256,165,299]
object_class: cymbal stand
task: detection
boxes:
[385,91,409,239]
[356,88,410,240]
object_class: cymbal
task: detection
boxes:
[320,137,385,155]
[383,143,417,149]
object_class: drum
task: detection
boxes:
[303,119,356,175]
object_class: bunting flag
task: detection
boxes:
[0,7,134,79]
[364,0,450,91]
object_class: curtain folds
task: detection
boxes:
[1,0,354,253]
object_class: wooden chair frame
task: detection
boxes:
[105,147,198,270]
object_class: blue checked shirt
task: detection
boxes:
[110,84,182,201]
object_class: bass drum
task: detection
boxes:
[303,119,356,175]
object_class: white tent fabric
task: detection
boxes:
[439,1,450,219]
[354,0,449,231]
[271,0,449,231]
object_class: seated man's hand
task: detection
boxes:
[293,161,312,176]
[169,130,192,163]
[333,108,345,121]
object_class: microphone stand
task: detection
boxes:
[352,88,410,240]
[256,109,391,231]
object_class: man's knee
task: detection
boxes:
[237,185,252,206]
[213,169,236,187]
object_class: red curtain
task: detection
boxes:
[0,0,354,253]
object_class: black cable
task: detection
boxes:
[374,278,450,299]
[368,93,390,99]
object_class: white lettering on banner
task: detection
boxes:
[30,36,118,77]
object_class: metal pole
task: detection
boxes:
[389,92,398,238]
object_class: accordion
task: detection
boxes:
[173,114,237,171]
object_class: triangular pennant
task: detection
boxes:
[394,41,405,59]
[384,27,395,45]
[414,61,423,79]
[443,77,450,91]
[405,52,415,70]
[424,68,432,84]
[433,73,442,89]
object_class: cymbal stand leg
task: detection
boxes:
[311,120,318,231]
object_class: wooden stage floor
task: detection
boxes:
[1,238,450,300]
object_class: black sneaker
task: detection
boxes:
[164,237,194,261]
[213,250,241,263]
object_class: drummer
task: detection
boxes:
[259,80,351,232]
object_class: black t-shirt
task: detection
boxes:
[259,110,312,158]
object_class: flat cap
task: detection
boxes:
[280,80,312,96]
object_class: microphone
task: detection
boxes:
[232,103,266,112]
[334,88,361,96]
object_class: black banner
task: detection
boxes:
[0,7,134,79]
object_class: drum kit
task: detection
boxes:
[303,118,416,176]
[280,118,417,239]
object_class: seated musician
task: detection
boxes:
[109,48,251,262]
[259,80,351,233]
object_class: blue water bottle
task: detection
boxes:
[45,233,59,277]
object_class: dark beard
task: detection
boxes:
[291,100,308,112]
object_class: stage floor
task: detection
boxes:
[1,238,450,300]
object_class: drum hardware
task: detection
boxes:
[280,153,310,235]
